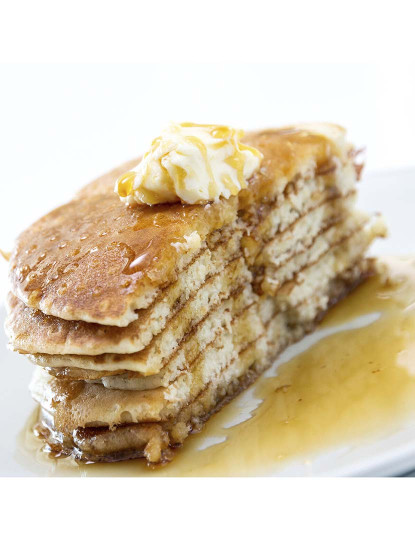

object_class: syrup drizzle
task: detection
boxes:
[18,256,415,476]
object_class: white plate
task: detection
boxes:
[1,167,415,477]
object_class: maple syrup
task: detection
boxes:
[18,256,415,476]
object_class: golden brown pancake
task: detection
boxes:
[6,225,245,356]
[6,195,355,358]
[6,176,357,358]
[21,216,381,380]
[6,123,387,464]
[9,128,347,327]
[30,254,375,464]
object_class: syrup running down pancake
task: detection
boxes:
[6,123,387,464]
[19,257,415,477]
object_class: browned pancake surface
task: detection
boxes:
[9,128,341,326]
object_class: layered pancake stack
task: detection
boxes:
[5,124,386,464]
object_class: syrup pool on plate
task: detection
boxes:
[17,256,415,476]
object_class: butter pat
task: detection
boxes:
[115,122,263,205]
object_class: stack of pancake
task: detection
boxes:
[5,124,386,464]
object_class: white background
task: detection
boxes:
[1,0,415,538]
[0,63,414,296]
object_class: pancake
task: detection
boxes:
[5,122,387,465]
[25,214,382,378]
[9,126,352,327]
[6,193,356,357]
[31,262,368,430]
[30,256,372,464]
[6,228,244,356]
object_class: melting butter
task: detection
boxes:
[18,256,415,476]
[115,123,263,206]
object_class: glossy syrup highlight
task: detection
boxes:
[18,256,415,476]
